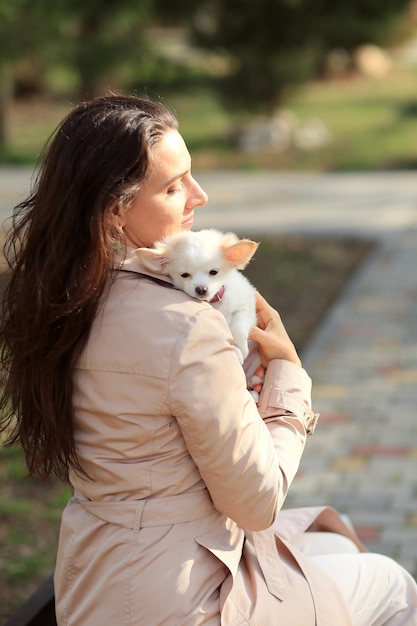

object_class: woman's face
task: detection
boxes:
[118,129,208,248]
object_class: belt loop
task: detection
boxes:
[133,499,146,533]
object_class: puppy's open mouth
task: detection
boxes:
[191,286,224,303]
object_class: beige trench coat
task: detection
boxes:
[54,249,364,625]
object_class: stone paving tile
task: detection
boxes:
[298,227,417,574]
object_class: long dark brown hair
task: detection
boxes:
[0,95,178,481]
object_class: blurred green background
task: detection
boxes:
[1,0,417,620]
[1,0,417,171]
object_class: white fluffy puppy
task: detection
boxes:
[136,229,259,363]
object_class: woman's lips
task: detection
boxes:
[181,215,194,229]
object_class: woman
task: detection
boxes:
[1,95,416,625]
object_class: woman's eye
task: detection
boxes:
[167,183,183,195]
[180,272,191,278]
[209,270,218,276]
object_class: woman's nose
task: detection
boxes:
[187,178,208,208]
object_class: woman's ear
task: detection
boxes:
[111,203,126,229]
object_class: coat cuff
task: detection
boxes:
[258,360,320,435]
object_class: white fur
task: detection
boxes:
[135,229,259,363]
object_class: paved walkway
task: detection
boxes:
[2,167,417,575]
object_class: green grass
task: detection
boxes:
[168,66,417,171]
[3,64,417,171]
[285,68,417,170]
[0,443,72,619]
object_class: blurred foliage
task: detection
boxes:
[184,0,413,113]
[56,0,152,100]
[0,0,151,99]
[0,0,154,143]
[0,1,414,122]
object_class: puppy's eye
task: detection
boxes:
[180,272,191,279]
[209,270,218,276]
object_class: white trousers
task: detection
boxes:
[294,532,417,626]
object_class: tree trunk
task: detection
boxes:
[0,64,13,147]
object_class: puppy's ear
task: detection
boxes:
[222,239,259,269]
[135,246,170,273]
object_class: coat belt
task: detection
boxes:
[73,489,216,531]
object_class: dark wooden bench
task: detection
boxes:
[4,574,56,626]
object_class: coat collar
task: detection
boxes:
[210,285,225,303]
[114,246,174,289]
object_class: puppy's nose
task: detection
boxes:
[195,286,208,297]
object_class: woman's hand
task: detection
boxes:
[249,292,301,368]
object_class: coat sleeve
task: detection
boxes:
[169,306,311,531]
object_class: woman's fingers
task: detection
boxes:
[250,291,301,367]
[254,291,276,330]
